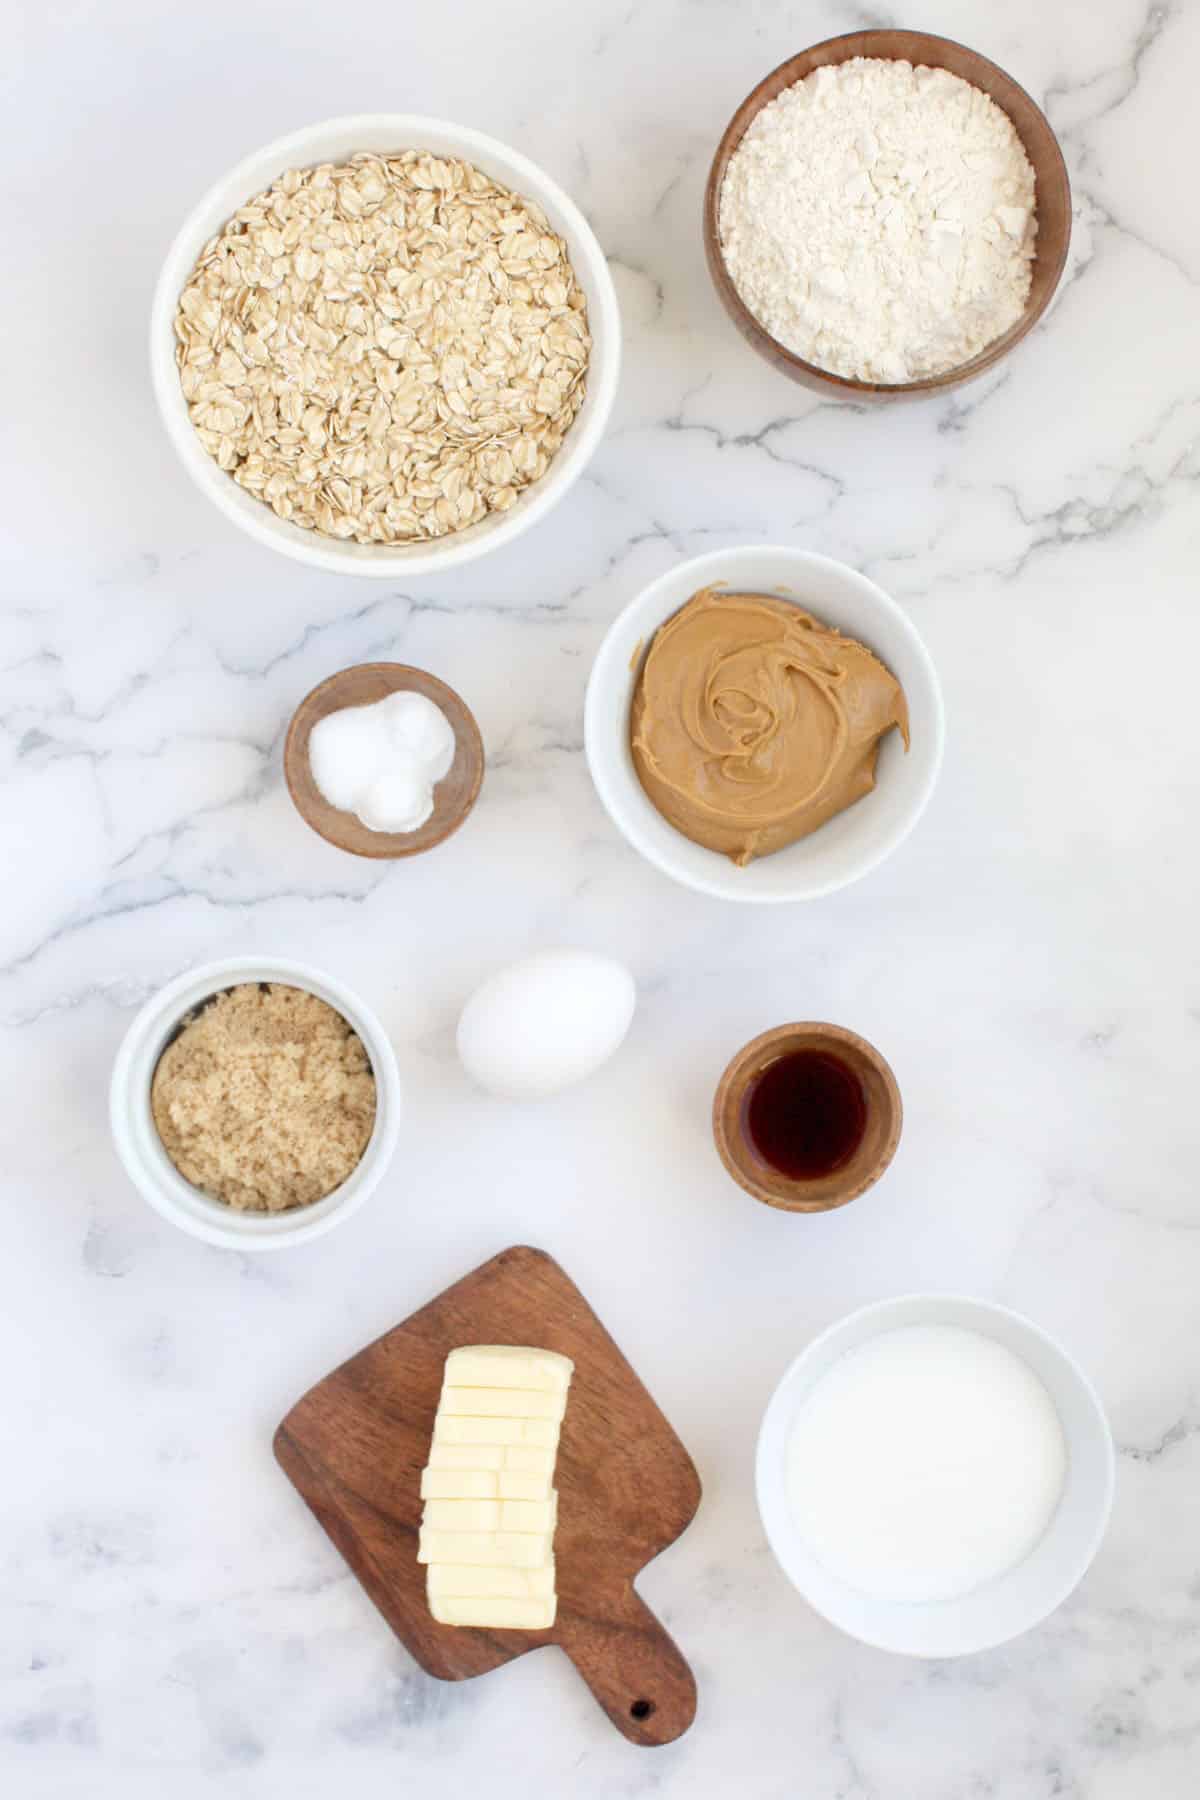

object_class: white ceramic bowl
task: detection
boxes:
[583,547,944,902]
[110,956,402,1250]
[150,115,621,577]
[756,1295,1115,1656]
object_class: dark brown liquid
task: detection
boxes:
[744,1049,867,1181]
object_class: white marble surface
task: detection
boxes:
[3,0,1198,1794]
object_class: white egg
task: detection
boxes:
[456,949,636,1101]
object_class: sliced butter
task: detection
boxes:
[432,1413,559,1449]
[445,1346,573,1394]
[427,1561,555,1599]
[429,1593,556,1630]
[438,1385,567,1422]
[421,1343,573,1631]
[417,1528,552,1568]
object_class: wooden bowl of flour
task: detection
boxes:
[703,30,1071,400]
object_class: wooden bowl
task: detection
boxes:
[713,1022,902,1212]
[284,663,484,859]
[703,31,1072,400]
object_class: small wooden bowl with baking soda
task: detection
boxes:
[284,662,484,859]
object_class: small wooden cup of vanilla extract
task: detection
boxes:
[712,1023,902,1212]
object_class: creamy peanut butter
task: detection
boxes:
[630,587,909,865]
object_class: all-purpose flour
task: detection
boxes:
[719,58,1037,383]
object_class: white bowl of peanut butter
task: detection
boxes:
[584,547,944,902]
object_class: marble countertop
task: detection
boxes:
[4,1,1198,1794]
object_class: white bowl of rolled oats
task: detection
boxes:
[151,115,620,575]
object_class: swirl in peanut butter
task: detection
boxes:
[630,587,909,866]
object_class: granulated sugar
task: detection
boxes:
[719,58,1037,383]
[785,1325,1067,1603]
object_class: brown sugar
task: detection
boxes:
[151,983,377,1212]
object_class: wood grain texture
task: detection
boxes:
[703,30,1072,400]
[283,662,484,859]
[273,1245,701,1745]
[713,1021,902,1212]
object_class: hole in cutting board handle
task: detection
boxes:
[630,1698,655,1721]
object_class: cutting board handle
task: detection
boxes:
[557,1582,697,1746]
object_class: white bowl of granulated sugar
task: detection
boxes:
[704,30,1071,399]
[756,1295,1114,1655]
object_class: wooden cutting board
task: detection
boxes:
[274,1245,702,1745]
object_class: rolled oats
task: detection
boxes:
[173,152,592,545]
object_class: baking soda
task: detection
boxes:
[309,689,455,834]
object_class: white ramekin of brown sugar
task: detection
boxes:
[110,956,402,1250]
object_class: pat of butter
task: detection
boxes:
[502,1495,556,1533]
[427,1443,506,1472]
[417,1529,552,1568]
[432,1414,559,1449]
[427,1561,555,1599]
[421,1494,557,1534]
[438,1386,567,1422]
[420,1467,552,1502]
[429,1593,556,1630]
[427,1441,555,1475]
[422,1498,503,1532]
[501,1444,555,1475]
[445,1346,574,1393]
[421,1468,497,1501]
[497,1470,551,1500]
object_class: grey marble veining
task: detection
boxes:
[3,1,1199,1795]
